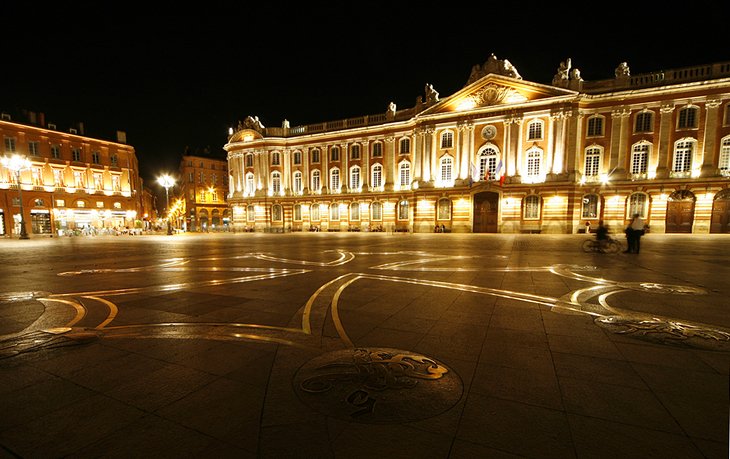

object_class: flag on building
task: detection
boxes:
[496,160,505,186]
[469,162,477,187]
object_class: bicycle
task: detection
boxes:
[581,237,622,254]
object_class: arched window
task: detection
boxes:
[584,146,602,177]
[439,155,453,184]
[478,146,499,180]
[527,119,544,140]
[523,195,541,219]
[350,144,360,160]
[292,171,302,194]
[720,136,730,175]
[399,161,410,188]
[372,142,383,157]
[628,192,648,218]
[330,146,340,162]
[440,131,453,149]
[330,168,340,192]
[293,204,302,221]
[349,166,361,191]
[631,143,650,175]
[311,203,320,221]
[525,148,543,181]
[397,200,409,220]
[370,201,382,221]
[271,171,281,195]
[399,138,410,154]
[311,170,321,192]
[330,203,340,220]
[245,172,255,195]
[371,164,383,188]
[437,198,451,220]
[581,194,599,219]
[245,153,253,167]
[673,139,695,173]
[247,205,255,222]
[350,202,360,220]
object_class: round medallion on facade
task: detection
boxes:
[293,347,462,424]
[481,124,497,140]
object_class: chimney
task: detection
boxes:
[116,131,127,144]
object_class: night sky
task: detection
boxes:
[2,3,726,190]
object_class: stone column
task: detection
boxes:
[512,116,524,179]
[341,143,349,192]
[615,108,631,179]
[655,104,675,179]
[283,149,291,194]
[414,127,424,181]
[702,99,721,176]
[303,147,310,194]
[362,140,370,188]
[385,136,395,191]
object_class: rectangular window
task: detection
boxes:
[372,143,383,157]
[55,199,65,207]
[96,201,104,208]
[72,147,81,162]
[526,151,541,177]
[311,204,320,221]
[372,165,382,188]
[528,121,543,140]
[673,141,693,172]
[678,107,697,129]
[399,139,410,154]
[524,195,540,219]
[51,144,61,159]
[4,137,16,152]
[53,169,63,186]
[584,149,600,176]
[111,155,118,167]
[371,202,382,220]
[330,148,339,162]
[29,141,40,156]
[92,151,100,164]
[587,117,603,137]
[311,150,320,163]
[350,145,360,160]
[635,112,652,132]
[440,132,453,149]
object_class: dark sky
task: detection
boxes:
[2,4,726,188]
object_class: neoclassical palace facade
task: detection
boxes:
[225,55,730,234]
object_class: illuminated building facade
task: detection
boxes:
[178,153,230,231]
[226,55,730,234]
[0,111,142,237]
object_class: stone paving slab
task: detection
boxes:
[0,233,728,458]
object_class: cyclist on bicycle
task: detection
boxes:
[596,220,609,250]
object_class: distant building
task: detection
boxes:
[225,56,730,234]
[0,110,142,237]
[177,150,229,231]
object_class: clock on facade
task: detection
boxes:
[482,125,497,140]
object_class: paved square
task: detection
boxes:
[1,233,728,458]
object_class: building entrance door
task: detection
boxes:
[665,190,695,233]
[473,192,499,233]
[710,189,730,233]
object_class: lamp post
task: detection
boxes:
[157,174,175,235]
[2,154,31,239]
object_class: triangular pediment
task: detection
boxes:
[419,74,578,117]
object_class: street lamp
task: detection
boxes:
[1,154,31,239]
[157,174,175,235]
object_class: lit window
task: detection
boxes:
[247,205,255,222]
[523,195,540,219]
[581,194,599,219]
[528,120,544,140]
[311,203,320,221]
[311,170,321,192]
[330,168,340,191]
[584,147,601,177]
[631,143,649,175]
[96,201,104,208]
[399,138,410,154]
[272,204,282,221]
[478,147,498,180]
[330,204,339,220]
[399,162,410,188]
[272,171,281,194]
[440,131,453,149]
[673,140,694,172]
[350,202,360,220]
[437,198,451,220]
[246,173,255,195]
[294,204,302,221]
[397,200,409,220]
[371,164,382,188]
[719,137,730,173]
[628,193,648,218]
[293,171,303,194]
[440,156,453,183]
[350,166,360,190]
[371,202,382,221]
[526,149,542,178]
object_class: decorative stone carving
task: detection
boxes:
[243,115,265,131]
[467,53,522,85]
[424,84,439,104]
[615,62,630,79]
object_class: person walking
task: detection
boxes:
[624,213,646,253]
